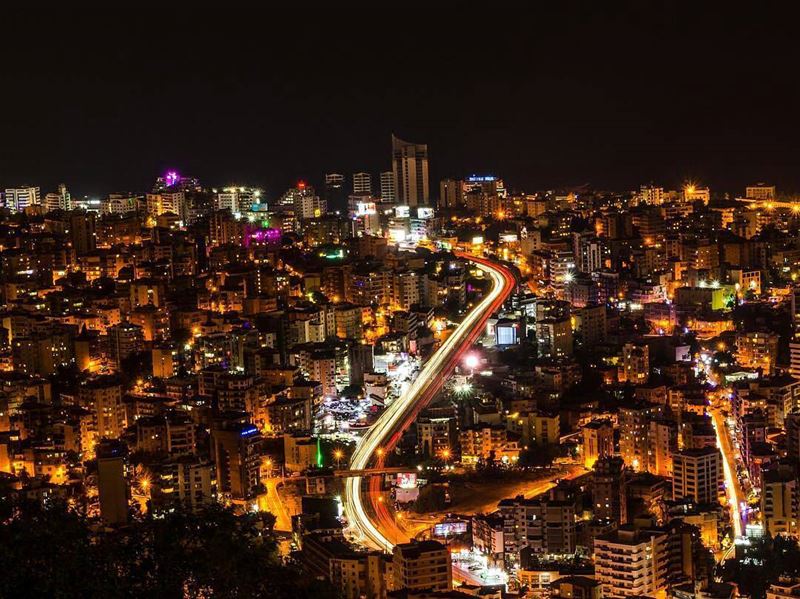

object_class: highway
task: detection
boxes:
[343,253,516,552]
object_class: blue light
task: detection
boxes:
[240,426,259,438]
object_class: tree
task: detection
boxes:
[0,498,336,599]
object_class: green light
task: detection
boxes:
[320,248,345,260]
[316,437,323,467]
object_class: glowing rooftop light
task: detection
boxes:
[164,170,179,187]
[464,354,480,370]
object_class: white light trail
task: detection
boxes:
[343,258,510,551]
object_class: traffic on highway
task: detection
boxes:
[343,254,516,551]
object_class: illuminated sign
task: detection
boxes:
[472,236,484,245]
[417,206,434,219]
[356,202,377,216]
[240,425,259,438]
[466,175,496,182]
[395,205,410,218]
[396,472,417,489]
[433,521,468,537]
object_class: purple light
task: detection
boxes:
[164,170,179,187]
[243,226,282,247]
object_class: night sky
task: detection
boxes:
[3,5,800,199]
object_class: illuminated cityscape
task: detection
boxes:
[4,6,800,599]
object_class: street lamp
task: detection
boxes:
[464,354,479,375]
[334,449,344,468]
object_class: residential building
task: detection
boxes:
[4,186,40,211]
[391,135,429,207]
[393,541,451,592]
[594,525,668,598]
[582,419,613,469]
[353,172,372,195]
[211,420,263,501]
[593,456,627,524]
[672,447,722,505]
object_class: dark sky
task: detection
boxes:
[3,5,800,200]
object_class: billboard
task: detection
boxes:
[396,472,417,489]
[356,202,377,216]
[433,521,468,537]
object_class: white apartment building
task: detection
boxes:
[594,526,668,598]
[353,172,372,195]
[4,186,40,211]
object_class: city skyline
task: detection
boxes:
[4,7,800,196]
[6,6,800,599]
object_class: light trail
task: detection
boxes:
[343,254,515,552]
[711,408,744,539]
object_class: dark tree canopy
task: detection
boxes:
[0,498,336,599]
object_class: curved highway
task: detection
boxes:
[344,253,516,551]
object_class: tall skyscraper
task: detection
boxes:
[379,171,395,203]
[324,174,347,213]
[391,134,429,207]
[438,178,463,208]
[353,172,372,195]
